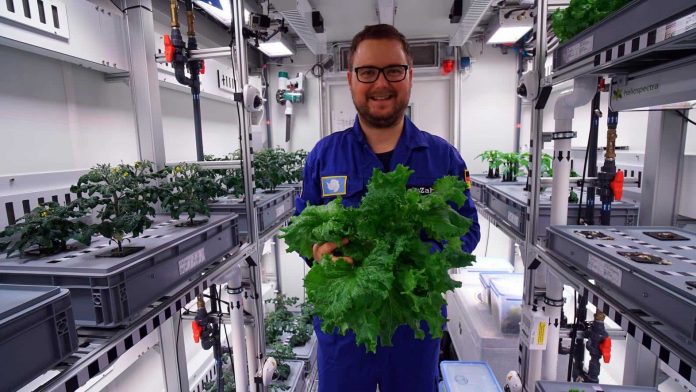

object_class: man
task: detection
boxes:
[295,24,480,392]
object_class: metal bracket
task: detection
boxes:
[552,131,577,140]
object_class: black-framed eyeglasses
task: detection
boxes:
[353,65,409,83]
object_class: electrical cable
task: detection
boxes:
[576,124,592,224]
[674,110,696,126]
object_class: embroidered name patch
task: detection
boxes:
[321,176,347,197]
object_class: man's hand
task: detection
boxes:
[312,238,353,265]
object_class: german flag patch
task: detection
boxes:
[464,169,471,189]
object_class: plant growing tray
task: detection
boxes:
[278,182,303,200]
[0,284,78,391]
[210,188,294,237]
[486,184,638,241]
[279,330,317,377]
[469,174,526,205]
[0,214,240,327]
[277,359,305,392]
[546,225,696,341]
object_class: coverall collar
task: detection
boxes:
[350,115,429,151]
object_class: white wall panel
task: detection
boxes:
[269,49,324,152]
[458,46,518,174]
[0,45,138,175]
[160,88,240,162]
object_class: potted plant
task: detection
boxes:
[203,353,236,392]
[265,293,299,344]
[0,202,92,258]
[501,152,524,182]
[285,150,307,184]
[71,161,160,257]
[159,163,226,226]
[254,148,291,192]
[267,342,296,389]
[476,150,503,178]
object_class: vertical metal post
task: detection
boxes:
[123,0,167,168]
[274,235,283,293]
[232,1,267,388]
[317,55,326,143]
[452,46,461,149]
[623,335,659,386]
[513,50,523,153]
[639,110,687,225]
[522,0,547,389]
[157,313,189,392]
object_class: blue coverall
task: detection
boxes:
[296,116,481,392]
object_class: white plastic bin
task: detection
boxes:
[459,257,514,285]
[440,361,502,392]
[489,275,524,334]
[479,272,522,311]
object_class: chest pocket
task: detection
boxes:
[320,174,364,206]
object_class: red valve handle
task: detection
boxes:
[610,171,624,201]
[192,320,203,343]
[599,336,612,363]
[164,35,174,63]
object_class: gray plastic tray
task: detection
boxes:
[279,330,317,377]
[546,225,696,341]
[210,188,294,237]
[278,182,302,200]
[487,185,638,241]
[0,214,239,327]
[470,174,526,205]
[537,381,657,392]
[1,284,78,391]
[278,359,305,392]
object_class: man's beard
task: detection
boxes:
[353,93,409,129]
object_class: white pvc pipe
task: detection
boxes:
[227,265,249,392]
[550,137,573,226]
[543,76,596,382]
[541,270,564,381]
[244,323,258,391]
[550,76,596,226]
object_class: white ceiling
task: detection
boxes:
[281,0,480,43]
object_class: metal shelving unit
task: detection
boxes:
[0,0,294,390]
[517,0,696,390]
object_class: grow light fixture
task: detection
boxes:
[486,8,533,44]
[258,32,296,57]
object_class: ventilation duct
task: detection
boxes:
[449,0,496,46]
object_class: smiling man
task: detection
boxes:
[295,24,480,392]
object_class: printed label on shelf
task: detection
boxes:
[587,253,622,287]
[665,11,696,39]
[562,36,594,64]
[178,248,207,276]
[276,205,286,218]
[507,211,520,227]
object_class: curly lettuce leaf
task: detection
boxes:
[280,164,475,352]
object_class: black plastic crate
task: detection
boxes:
[0,214,239,327]
[210,188,295,237]
[486,184,638,241]
[0,284,78,391]
[547,226,696,341]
